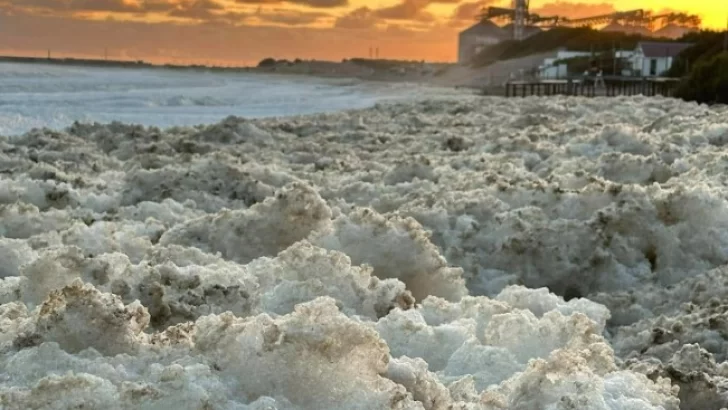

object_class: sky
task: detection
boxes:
[0,0,724,65]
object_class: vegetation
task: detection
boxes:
[347,58,424,70]
[471,27,649,67]
[674,52,728,104]
[667,30,726,77]
[656,30,728,104]
[0,55,151,68]
[257,58,278,68]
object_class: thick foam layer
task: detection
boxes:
[2,94,728,409]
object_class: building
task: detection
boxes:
[601,22,626,33]
[631,41,693,77]
[621,25,653,37]
[458,21,509,64]
[537,50,592,79]
[501,23,543,39]
[653,24,697,39]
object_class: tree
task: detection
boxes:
[674,52,728,104]
[257,58,277,68]
[667,31,725,77]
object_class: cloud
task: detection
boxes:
[374,0,433,21]
[0,10,457,63]
[168,0,225,20]
[14,0,141,13]
[373,0,460,22]
[335,0,463,29]
[0,0,187,14]
[334,6,377,29]
[530,1,616,20]
[235,0,348,9]
[138,0,178,12]
[264,10,328,25]
[450,0,498,21]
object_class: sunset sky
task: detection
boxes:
[0,0,724,65]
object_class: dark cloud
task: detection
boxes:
[235,0,347,9]
[531,1,616,19]
[0,0,188,14]
[373,0,460,22]
[335,0,461,29]
[138,0,178,13]
[451,0,496,21]
[334,6,376,29]
[15,0,141,13]
[0,0,327,27]
[256,8,330,25]
[168,0,225,20]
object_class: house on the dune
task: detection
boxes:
[630,41,693,77]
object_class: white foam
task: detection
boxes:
[3,91,728,408]
[0,63,461,136]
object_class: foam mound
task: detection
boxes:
[2,95,728,409]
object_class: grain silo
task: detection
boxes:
[458,21,509,64]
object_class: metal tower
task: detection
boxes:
[512,0,529,40]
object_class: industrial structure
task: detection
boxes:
[457,20,512,63]
[457,0,701,63]
[482,0,700,40]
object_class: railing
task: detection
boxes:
[504,76,680,98]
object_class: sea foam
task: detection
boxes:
[2,94,728,409]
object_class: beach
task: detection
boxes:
[1,62,728,409]
[0,62,467,136]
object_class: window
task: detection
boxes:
[650,59,657,76]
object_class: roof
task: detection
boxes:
[459,21,508,39]
[653,24,697,39]
[637,41,693,58]
[623,25,652,36]
[601,22,624,32]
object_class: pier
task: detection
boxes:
[504,77,681,98]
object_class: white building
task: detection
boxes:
[537,51,592,79]
[630,41,692,77]
[457,21,509,64]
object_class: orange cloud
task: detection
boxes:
[532,1,616,19]
[0,0,720,64]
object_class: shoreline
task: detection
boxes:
[0,61,478,137]
[0,55,490,90]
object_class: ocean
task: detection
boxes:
[0,62,448,136]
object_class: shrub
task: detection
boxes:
[667,30,725,77]
[674,52,728,104]
[257,58,277,68]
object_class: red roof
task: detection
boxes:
[638,41,693,58]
